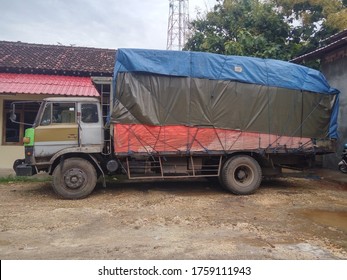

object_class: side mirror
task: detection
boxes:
[10,111,17,122]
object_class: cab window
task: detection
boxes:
[40,103,76,125]
[40,103,52,125]
[81,104,98,123]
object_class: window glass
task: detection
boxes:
[40,103,52,126]
[81,104,98,123]
[5,112,20,143]
[3,100,40,145]
[24,111,38,131]
[52,103,76,123]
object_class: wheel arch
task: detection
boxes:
[49,152,102,177]
[223,151,265,167]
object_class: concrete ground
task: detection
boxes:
[313,168,347,184]
[0,168,346,260]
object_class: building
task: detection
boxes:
[292,29,347,168]
[0,41,116,169]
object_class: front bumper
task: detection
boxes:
[13,146,37,176]
[13,158,36,177]
[15,164,35,176]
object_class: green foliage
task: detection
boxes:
[185,0,295,59]
[276,0,347,56]
[185,0,347,62]
[0,175,51,183]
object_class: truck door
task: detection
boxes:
[78,102,104,146]
[34,102,78,157]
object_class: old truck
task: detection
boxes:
[12,49,339,199]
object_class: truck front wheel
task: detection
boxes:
[52,157,97,199]
[220,155,262,195]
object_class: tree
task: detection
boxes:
[185,0,347,61]
[185,0,296,60]
[275,0,347,56]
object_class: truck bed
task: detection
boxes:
[113,123,322,156]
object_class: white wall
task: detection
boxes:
[321,48,347,169]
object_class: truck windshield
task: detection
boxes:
[40,103,76,125]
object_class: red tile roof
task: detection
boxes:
[0,73,99,97]
[0,41,116,76]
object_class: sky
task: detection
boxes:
[0,0,217,50]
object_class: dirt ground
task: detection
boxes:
[0,175,346,260]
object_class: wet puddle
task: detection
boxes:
[300,209,347,232]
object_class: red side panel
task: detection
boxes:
[113,124,312,154]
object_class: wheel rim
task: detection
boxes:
[64,168,86,190]
[233,165,254,186]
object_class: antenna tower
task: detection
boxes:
[167,0,189,51]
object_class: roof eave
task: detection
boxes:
[0,66,113,77]
[291,37,347,63]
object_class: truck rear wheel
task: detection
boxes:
[52,157,97,199]
[220,155,262,195]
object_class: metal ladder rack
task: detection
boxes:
[92,77,113,155]
[101,84,112,155]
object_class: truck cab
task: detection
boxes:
[14,97,104,177]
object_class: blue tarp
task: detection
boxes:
[114,48,339,95]
[113,48,339,139]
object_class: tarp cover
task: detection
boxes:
[112,49,339,140]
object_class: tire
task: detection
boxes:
[220,155,262,195]
[52,157,97,199]
[338,164,347,173]
[13,159,25,171]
